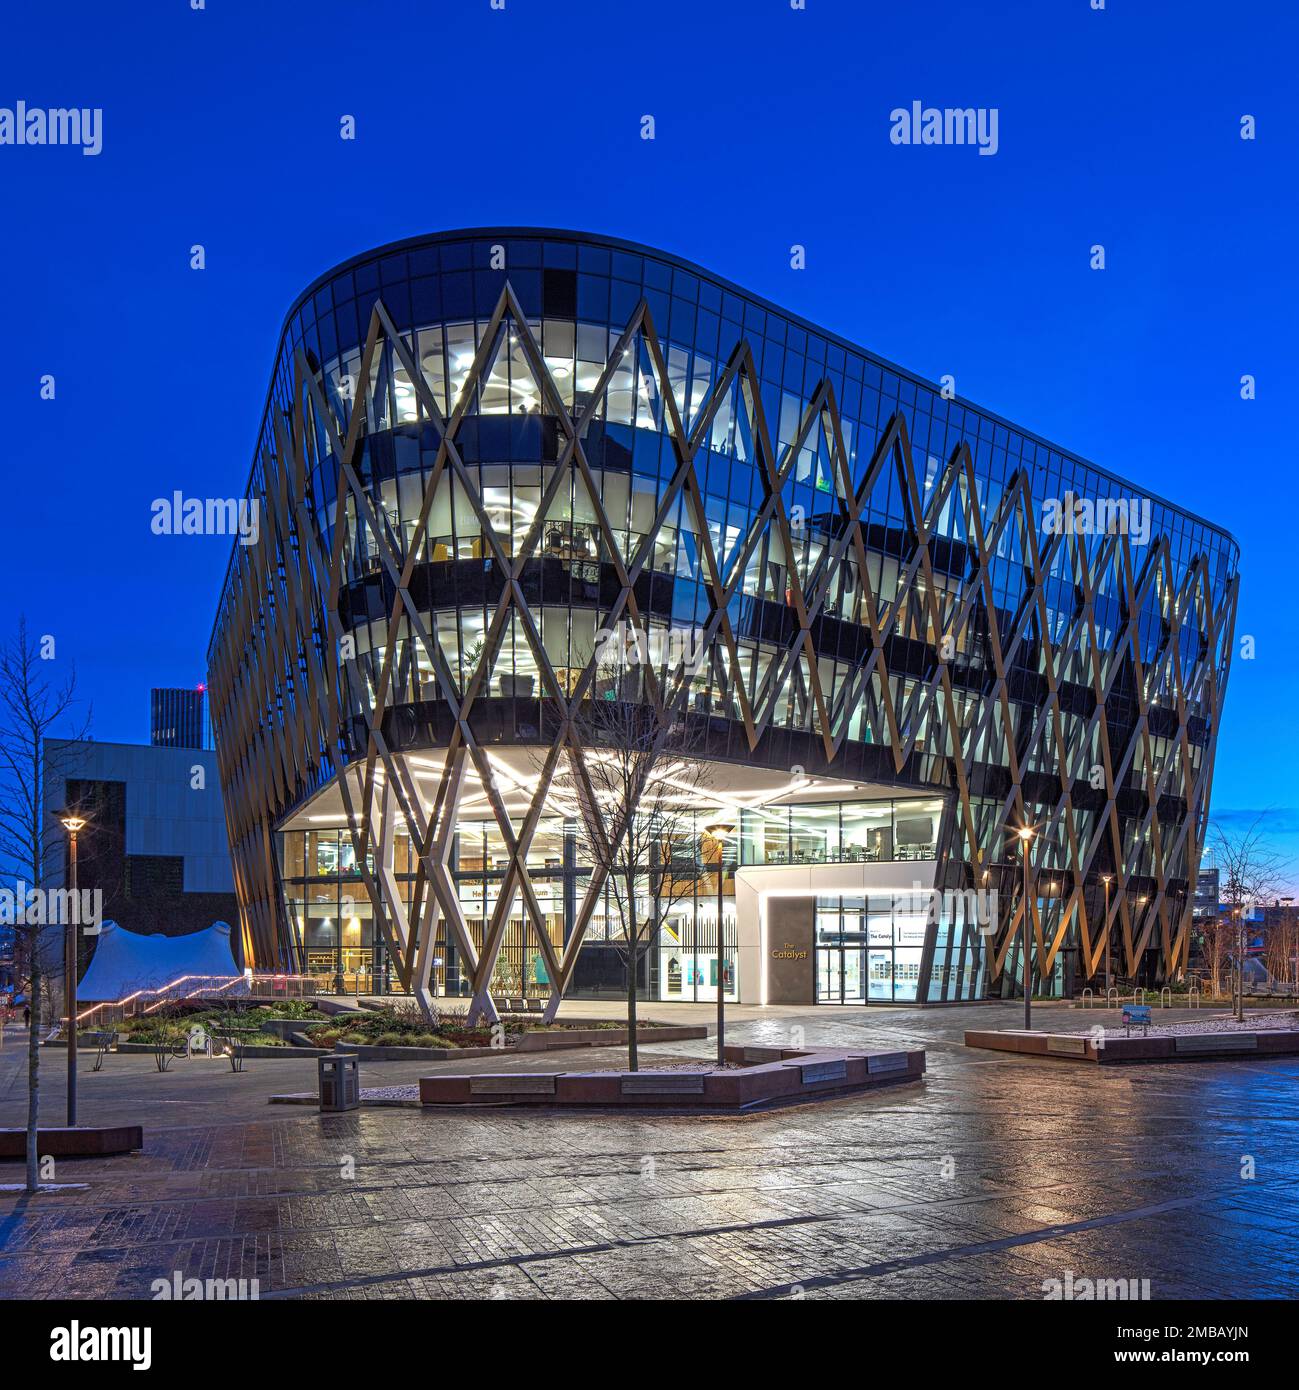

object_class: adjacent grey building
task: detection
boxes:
[42,739,240,975]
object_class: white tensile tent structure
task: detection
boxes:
[77,920,242,1002]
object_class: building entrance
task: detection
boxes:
[815,945,866,1004]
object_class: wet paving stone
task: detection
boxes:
[2,1004,1299,1299]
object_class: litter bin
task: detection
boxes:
[318,1053,359,1112]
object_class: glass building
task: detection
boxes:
[150,686,206,750]
[207,228,1239,1017]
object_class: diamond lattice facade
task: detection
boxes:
[207,228,1239,1019]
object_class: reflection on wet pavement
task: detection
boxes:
[1,1003,1297,1300]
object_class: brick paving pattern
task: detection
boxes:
[2,1003,1297,1299]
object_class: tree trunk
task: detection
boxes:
[25,947,40,1193]
[1235,920,1245,1022]
[625,866,640,1072]
[627,950,638,1072]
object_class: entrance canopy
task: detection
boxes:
[77,920,241,1002]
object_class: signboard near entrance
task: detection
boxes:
[766,898,815,1004]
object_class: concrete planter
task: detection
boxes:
[0,1125,143,1158]
[964,1027,1299,1064]
[419,1045,925,1110]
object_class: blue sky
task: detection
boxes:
[1,0,1295,879]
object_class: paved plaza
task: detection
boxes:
[1,1003,1297,1300]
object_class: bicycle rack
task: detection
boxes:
[1134,987,1146,1007]
[1081,988,1094,1010]
[1159,987,1172,1009]
[1189,983,1201,1009]
[1105,986,1119,1010]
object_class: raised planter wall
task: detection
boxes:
[965,1028,1299,1064]
[419,1045,925,1111]
[0,1125,143,1158]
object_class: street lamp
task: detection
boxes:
[1101,875,1113,998]
[54,810,88,1127]
[1017,826,1035,1029]
[1233,904,1245,1023]
[1281,898,1296,996]
[704,818,735,1065]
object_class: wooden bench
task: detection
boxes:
[797,1058,847,1084]
[620,1073,706,1096]
[469,1074,557,1095]
[866,1051,912,1074]
[1174,1033,1257,1054]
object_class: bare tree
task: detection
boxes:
[1199,908,1233,1000]
[1210,816,1287,1021]
[0,619,91,1191]
[1262,902,1299,994]
[555,662,713,1070]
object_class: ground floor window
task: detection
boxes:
[284,849,735,1002]
[655,900,737,1003]
[815,896,926,1003]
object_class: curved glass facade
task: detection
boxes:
[208,228,1239,1013]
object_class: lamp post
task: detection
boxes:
[1281,897,1295,996]
[1136,893,1148,995]
[1017,826,1035,1029]
[1101,874,1113,998]
[55,811,87,1127]
[705,819,735,1066]
[1234,904,1245,1022]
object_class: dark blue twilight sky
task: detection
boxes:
[1,1,1296,877]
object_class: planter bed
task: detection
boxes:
[334,1042,482,1061]
[258,1017,329,1039]
[419,1045,925,1111]
[114,1041,330,1060]
[311,1023,708,1061]
[965,1027,1299,1064]
[516,1024,707,1051]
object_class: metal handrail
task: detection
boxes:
[73,973,317,1030]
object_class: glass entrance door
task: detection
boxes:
[816,949,840,1003]
[842,947,865,1003]
[817,947,866,1003]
